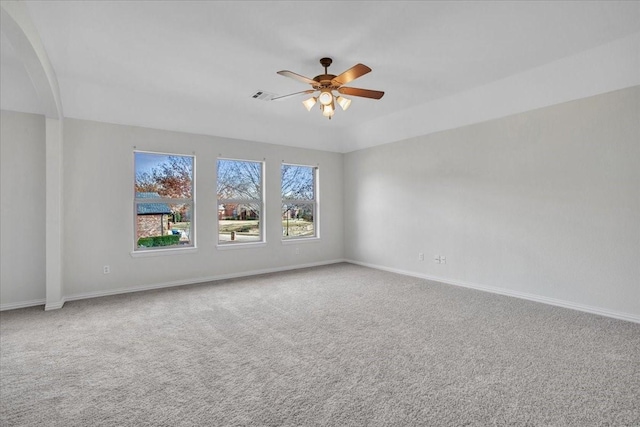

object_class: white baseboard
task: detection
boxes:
[45,299,66,311]
[345,259,640,324]
[0,298,68,312]
[8,259,635,324]
[63,259,347,304]
[0,298,46,311]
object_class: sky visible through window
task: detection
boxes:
[135,152,168,175]
[135,152,193,198]
[281,164,314,200]
[134,151,194,250]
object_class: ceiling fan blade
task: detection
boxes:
[331,64,371,86]
[338,86,385,100]
[277,70,319,86]
[271,89,316,101]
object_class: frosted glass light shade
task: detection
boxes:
[318,91,333,106]
[336,96,351,110]
[322,102,334,117]
[302,97,317,111]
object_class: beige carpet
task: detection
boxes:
[1,263,639,426]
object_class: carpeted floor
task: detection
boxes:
[1,263,639,426]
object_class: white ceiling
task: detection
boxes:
[1,1,639,152]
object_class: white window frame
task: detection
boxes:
[281,163,319,241]
[132,150,196,255]
[216,158,265,248]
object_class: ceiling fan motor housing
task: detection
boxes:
[313,75,337,87]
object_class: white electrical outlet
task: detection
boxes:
[418,253,424,261]
[103,265,110,274]
[434,255,440,263]
[440,256,446,264]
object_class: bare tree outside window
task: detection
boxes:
[282,164,317,239]
[217,159,264,244]
[134,152,194,250]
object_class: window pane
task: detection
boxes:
[218,203,261,243]
[135,152,193,199]
[136,203,192,249]
[217,159,262,200]
[281,164,314,200]
[282,203,314,238]
[217,159,263,245]
[134,151,194,252]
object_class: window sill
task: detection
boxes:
[281,237,320,245]
[130,247,198,258]
[217,242,267,250]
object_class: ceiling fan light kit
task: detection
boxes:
[273,57,384,120]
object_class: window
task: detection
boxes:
[282,164,318,239]
[134,151,194,251]
[217,159,264,245]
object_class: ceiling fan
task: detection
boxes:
[272,57,384,119]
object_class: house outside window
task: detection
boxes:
[134,151,194,251]
[282,163,318,239]
[217,158,264,245]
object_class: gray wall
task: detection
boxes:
[2,86,638,320]
[61,118,344,298]
[0,110,46,306]
[344,86,640,318]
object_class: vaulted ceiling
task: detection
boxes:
[2,1,639,152]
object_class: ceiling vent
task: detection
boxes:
[251,91,276,101]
